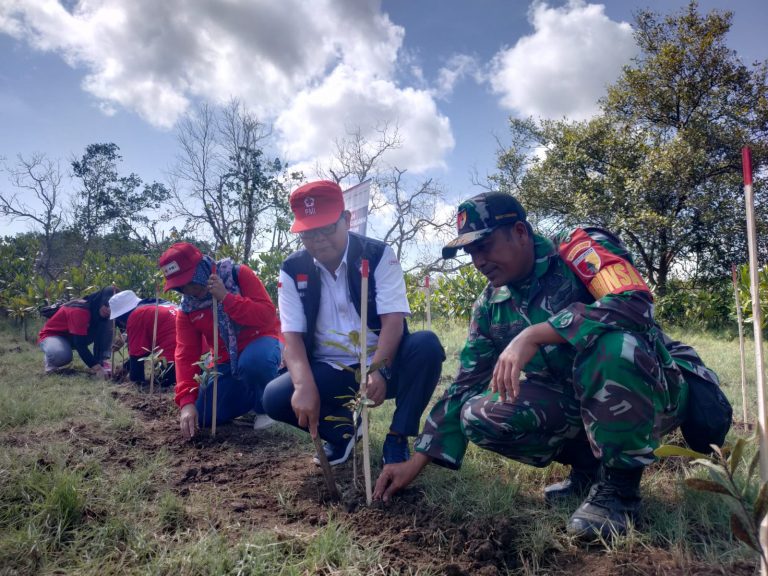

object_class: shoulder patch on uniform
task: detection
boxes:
[559,228,650,300]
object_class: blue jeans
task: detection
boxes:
[263,330,444,445]
[40,336,73,371]
[40,320,113,371]
[196,336,282,428]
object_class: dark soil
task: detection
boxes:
[11,381,758,576]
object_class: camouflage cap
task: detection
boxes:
[442,192,527,258]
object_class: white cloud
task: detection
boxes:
[0,0,453,171]
[488,0,637,120]
[433,54,482,100]
[276,65,453,173]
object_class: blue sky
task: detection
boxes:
[1,0,766,237]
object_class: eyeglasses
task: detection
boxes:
[299,217,342,240]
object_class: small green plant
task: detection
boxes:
[111,332,128,381]
[6,293,36,340]
[656,439,768,564]
[322,329,385,500]
[192,353,219,390]
[192,353,220,427]
[139,346,173,387]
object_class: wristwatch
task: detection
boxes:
[378,365,392,381]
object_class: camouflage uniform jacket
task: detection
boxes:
[415,228,705,469]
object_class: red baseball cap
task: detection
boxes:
[158,242,203,292]
[289,180,345,233]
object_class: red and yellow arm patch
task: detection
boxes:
[559,228,650,300]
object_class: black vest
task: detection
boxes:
[282,232,405,358]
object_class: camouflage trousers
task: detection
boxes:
[459,331,688,470]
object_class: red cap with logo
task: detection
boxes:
[289,180,345,233]
[158,242,203,292]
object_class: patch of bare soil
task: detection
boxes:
[7,384,757,576]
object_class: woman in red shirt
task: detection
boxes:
[158,242,282,440]
[38,286,116,378]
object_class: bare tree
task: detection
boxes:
[377,168,454,272]
[0,153,65,278]
[317,123,455,272]
[171,100,295,262]
[318,122,402,185]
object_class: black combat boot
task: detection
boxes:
[566,466,643,540]
[544,439,601,504]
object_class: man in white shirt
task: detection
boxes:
[263,180,445,466]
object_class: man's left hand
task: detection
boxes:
[366,369,387,407]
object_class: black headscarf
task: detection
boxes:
[66,286,117,327]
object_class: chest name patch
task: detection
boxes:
[559,229,650,300]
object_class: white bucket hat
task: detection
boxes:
[109,290,141,320]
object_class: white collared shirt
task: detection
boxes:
[278,237,410,368]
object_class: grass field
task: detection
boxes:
[0,316,762,575]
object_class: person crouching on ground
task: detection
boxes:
[38,286,116,379]
[108,289,178,387]
[262,180,445,466]
[158,242,282,440]
[374,192,725,540]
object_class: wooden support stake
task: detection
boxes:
[425,275,432,332]
[312,435,340,500]
[732,264,749,424]
[212,295,219,438]
[360,259,372,505]
[110,325,117,382]
[743,146,768,574]
[149,290,160,395]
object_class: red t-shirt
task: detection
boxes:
[126,304,177,362]
[39,306,91,342]
[174,265,281,408]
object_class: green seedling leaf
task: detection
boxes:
[324,415,353,423]
[754,482,768,524]
[685,478,732,495]
[331,361,357,374]
[655,445,708,459]
[731,513,758,551]
[348,330,360,347]
[324,340,356,354]
[748,449,761,480]
[692,458,727,475]
[729,438,746,476]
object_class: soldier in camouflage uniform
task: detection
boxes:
[374,191,723,539]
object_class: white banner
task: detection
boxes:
[343,179,371,237]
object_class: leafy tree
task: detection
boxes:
[495,2,768,294]
[71,143,170,255]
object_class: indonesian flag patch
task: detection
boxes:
[296,274,308,290]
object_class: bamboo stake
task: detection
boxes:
[110,325,117,382]
[312,435,340,500]
[212,294,219,437]
[743,146,768,575]
[425,275,432,332]
[732,264,749,424]
[360,258,372,505]
[149,289,160,394]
